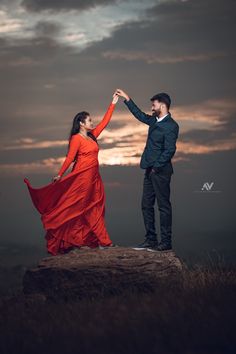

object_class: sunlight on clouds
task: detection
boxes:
[99,121,148,143]
[100,145,144,166]
[3,139,67,150]
[63,32,87,44]
[0,9,25,34]
[0,138,234,176]
[44,83,56,89]
[0,157,62,176]
[102,50,227,64]
[178,137,236,155]
[172,98,236,132]
[16,137,35,144]
[5,56,41,67]
[0,153,183,176]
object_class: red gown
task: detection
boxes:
[24,102,116,256]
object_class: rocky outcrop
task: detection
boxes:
[23,246,185,301]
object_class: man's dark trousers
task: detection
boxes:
[142,166,172,246]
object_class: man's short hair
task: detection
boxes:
[150,92,171,110]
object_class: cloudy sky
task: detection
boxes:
[0,0,235,263]
[0,0,235,174]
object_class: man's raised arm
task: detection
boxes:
[115,89,156,126]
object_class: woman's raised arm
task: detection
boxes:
[90,93,119,138]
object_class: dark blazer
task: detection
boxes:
[124,98,179,174]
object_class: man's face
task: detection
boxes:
[151,99,163,117]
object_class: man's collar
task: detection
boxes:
[156,112,171,122]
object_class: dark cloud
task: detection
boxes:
[144,0,236,52]
[1,0,236,147]
[0,0,19,8]
[34,20,63,37]
[0,0,10,5]
[147,0,236,21]
[21,0,120,13]
[74,0,236,107]
[83,0,236,60]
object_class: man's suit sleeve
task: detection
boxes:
[124,98,156,126]
[153,125,179,168]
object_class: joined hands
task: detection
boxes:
[112,88,130,103]
[115,89,130,101]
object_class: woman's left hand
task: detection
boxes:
[52,175,61,183]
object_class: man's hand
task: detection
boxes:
[151,168,158,173]
[115,89,130,101]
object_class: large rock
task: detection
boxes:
[22,246,185,301]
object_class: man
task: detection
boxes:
[115,89,179,251]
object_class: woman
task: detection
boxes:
[24,91,119,256]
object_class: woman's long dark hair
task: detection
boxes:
[67,111,97,162]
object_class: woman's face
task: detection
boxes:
[80,115,94,130]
